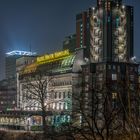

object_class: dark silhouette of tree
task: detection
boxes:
[21,72,54,139]
[59,82,123,140]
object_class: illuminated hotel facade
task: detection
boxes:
[17,49,86,126]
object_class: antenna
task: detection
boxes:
[29,41,31,53]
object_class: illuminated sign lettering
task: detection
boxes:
[22,63,37,74]
[37,50,70,63]
[20,50,70,75]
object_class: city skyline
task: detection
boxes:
[0,0,139,138]
[0,0,139,80]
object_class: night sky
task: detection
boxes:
[0,0,139,80]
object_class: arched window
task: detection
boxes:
[63,92,65,98]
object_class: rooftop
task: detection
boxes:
[6,50,37,56]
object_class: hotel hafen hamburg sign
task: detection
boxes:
[21,50,70,74]
[37,49,70,64]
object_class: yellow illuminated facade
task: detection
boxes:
[20,50,71,75]
[21,63,38,74]
[37,50,70,64]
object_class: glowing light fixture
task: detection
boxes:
[122,5,125,9]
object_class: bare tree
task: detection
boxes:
[60,82,123,140]
[117,81,140,140]
[20,71,54,138]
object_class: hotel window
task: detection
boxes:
[59,103,61,110]
[63,92,66,98]
[65,103,68,110]
[112,74,117,80]
[59,92,61,98]
[85,75,89,82]
[68,92,71,98]
[130,75,134,81]
[54,93,57,99]
[85,84,89,92]
[96,65,99,70]
[118,66,120,72]
[130,67,133,71]
[64,103,66,110]
[67,115,70,122]
[98,73,103,81]
[135,67,137,72]
[130,84,134,90]
[112,93,117,99]
[56,103,59,110]
[108,65,111,70]
[113,65,116,70]
[103,64,106,70]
